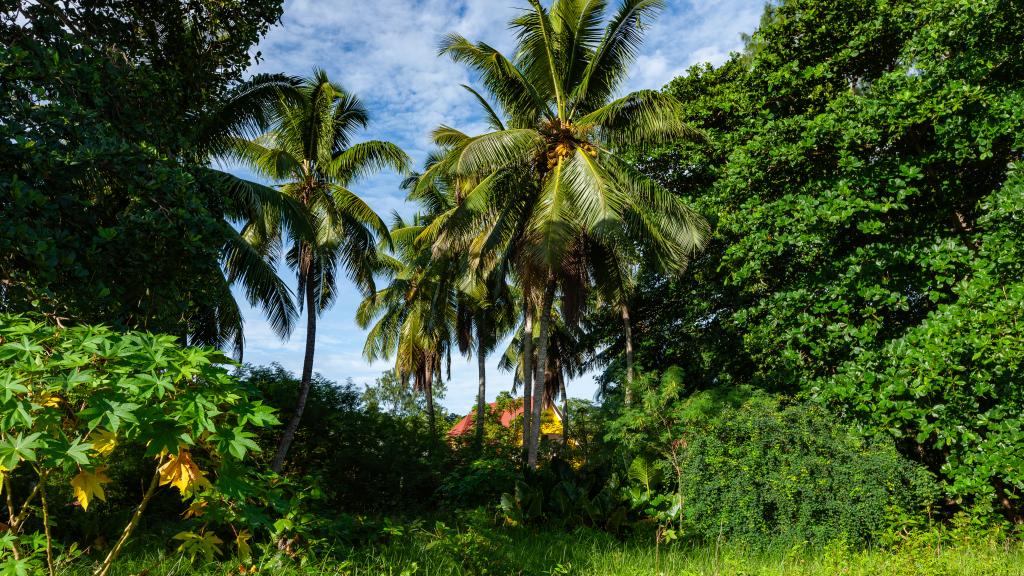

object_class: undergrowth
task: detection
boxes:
[64,526,1024,576]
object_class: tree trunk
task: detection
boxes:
[425,354,436,440]
[559,373,569,444]
[621,301,635,405]
[271,254,317,473]
[521,301,534,455]
[475,331,486,451]
[528,280,556,469]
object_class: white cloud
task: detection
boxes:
[236,0,764,412]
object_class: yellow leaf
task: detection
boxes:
[90,429,117,457]
[158,450,211,495]
[71,468,110,511]
[182,500,207,519]
[37,393,61,407]
[235,529,252,562]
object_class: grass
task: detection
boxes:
[63,525,1024,576]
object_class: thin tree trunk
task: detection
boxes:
[39,474,54,576]
[475,331,487,451]
[559,373,569,444]
[94,470,160,576]
[521,301,534,456]
[621,301,635,406]
[272,252,317,473]
[425,354,436,440]
[528,280,556,468]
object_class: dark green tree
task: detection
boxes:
[602,0,1024,519]
[0,0,296,353]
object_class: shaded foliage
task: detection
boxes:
[240,364,449,516]
[0,0,284,346]
[593,0,1024,519]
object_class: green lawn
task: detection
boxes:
[67,528,1024,576]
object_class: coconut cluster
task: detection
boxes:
[537,119,599,173]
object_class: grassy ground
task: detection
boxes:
[64,527,1024,576]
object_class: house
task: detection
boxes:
[448,399,564,443]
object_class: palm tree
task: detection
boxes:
[185,73,310,356]
[357,212,458,440]
[423,0,710,466]
[230,69,410,472]
[456,271,518,450]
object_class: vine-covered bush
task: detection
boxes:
[679,396,938,545]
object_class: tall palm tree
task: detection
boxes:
[422,0,710,466]
[357,212,458,440]
[186,73,310,356]
[455,271,518,449]
[230,69,410,472]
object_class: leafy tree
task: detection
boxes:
[230,69,409,471]
[611,0,1024,518]
[423,0,710,466]
[362,369,423,418]
[0,0,294,353]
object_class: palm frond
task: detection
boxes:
[573,0,665,114]
[578,89,703,148]
[327,140,411,184]
[222,234,298,340]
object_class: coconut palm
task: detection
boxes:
[184,73,309,356]
[357,212,458,440]
[230,69,410,471]
[456,270,518,450]
[422,0,710,466]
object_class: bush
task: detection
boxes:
[678,396,939,545]
[440,458,519,510]
[239,364,450,516]
[0,315,278,573]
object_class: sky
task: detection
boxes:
[233,0,765,413]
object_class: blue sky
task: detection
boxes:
[233,0,765,413]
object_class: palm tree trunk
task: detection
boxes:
[528,279,556,469]
[559,373,569,444]
[521,300,534,456]
[271,257,316,473]
[621,301,635,405]
[475,331,487,451]
[424,354,436,441]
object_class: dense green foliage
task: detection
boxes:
[0,315,278,574]
[594,0,1024,521]
[240,364,446,515]
[608,375,939,545]
[3,0,1024,573]
[677,397,937,545]
[0,0,288,350]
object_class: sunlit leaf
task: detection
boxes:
[71,468,111,511]
[158,450,212,495]
[90,429,117,457]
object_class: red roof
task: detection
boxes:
[448,402,523,436]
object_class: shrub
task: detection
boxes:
[239,364,449,516]
[0,315,277,575]
[678,396,939,545]
[440,458,519,510]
